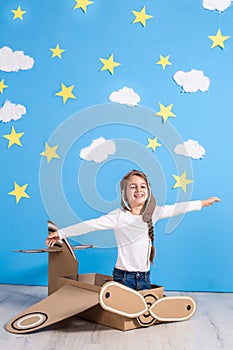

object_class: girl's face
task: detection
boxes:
[125,175,149,209]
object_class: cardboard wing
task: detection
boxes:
[6,284,99,334]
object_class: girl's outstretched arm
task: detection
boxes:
[201,197,221,207]
[46,209,120,247]
[154,197,221,221]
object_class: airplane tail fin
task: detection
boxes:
[48,237,78,295]
[13,221,95,295]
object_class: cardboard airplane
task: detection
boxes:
[6,230,196,334]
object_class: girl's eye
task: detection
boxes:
[129,184,147,189]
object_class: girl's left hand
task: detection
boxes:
[201,197,221,207]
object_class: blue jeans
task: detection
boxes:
[113,267,151,291]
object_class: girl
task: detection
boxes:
[46,169,220,291]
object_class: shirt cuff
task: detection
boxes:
[58,230,66,240]
[195,200,202,211]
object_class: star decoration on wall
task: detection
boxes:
[8,181,30,204]
[208,29,230,49]
[0,79,8,93]
[50,44,65,59]
[99,54,121,75]
[73,0,94,13]
[155,103,176,123]
[11,6,26,20]
[172,171,194,192]
[40,143,60,164]
[55,83,77,103]
[131,6,153,27]
[3,126,24,148]
[156,55,172,70]
[146,137,162,152]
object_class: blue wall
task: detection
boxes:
[0,0,232,292]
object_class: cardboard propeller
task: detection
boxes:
[6,224,196,333]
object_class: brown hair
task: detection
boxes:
[120,170,156,263]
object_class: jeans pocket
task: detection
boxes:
[114,276,124,284]
[113,270,125,283]
[145,274,150,282]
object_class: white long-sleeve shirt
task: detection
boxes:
[59,200,202,272]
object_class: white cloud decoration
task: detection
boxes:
[202,0,233,12]
[80,137,116,163]
[173,69,210,93]
[109,87,140,107]
[174,139,206,159]
[0,100,26,123]
[0,46,34,72]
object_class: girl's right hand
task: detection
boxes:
[46,231,59,247]
[46,220,60,247]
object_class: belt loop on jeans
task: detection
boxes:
[124,270,127,280]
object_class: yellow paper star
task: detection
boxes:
[8,181,30,204]
[40,143,60,164]
[99,54,121,75]
[3,126,24,148]
[172,171,194,192]
[208,29,230,49]
[146,137,162,152]
[0,79,8,93]
[50,44,65,59]
[73,0,94,13]
[132,6,153,27]
[155,103,176,123]
[156,55,172,70]
[55,83,77,104]
[11,6,26,20]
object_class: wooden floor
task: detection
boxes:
[1,284,233,350]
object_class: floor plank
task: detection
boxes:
[0,285,233,350]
